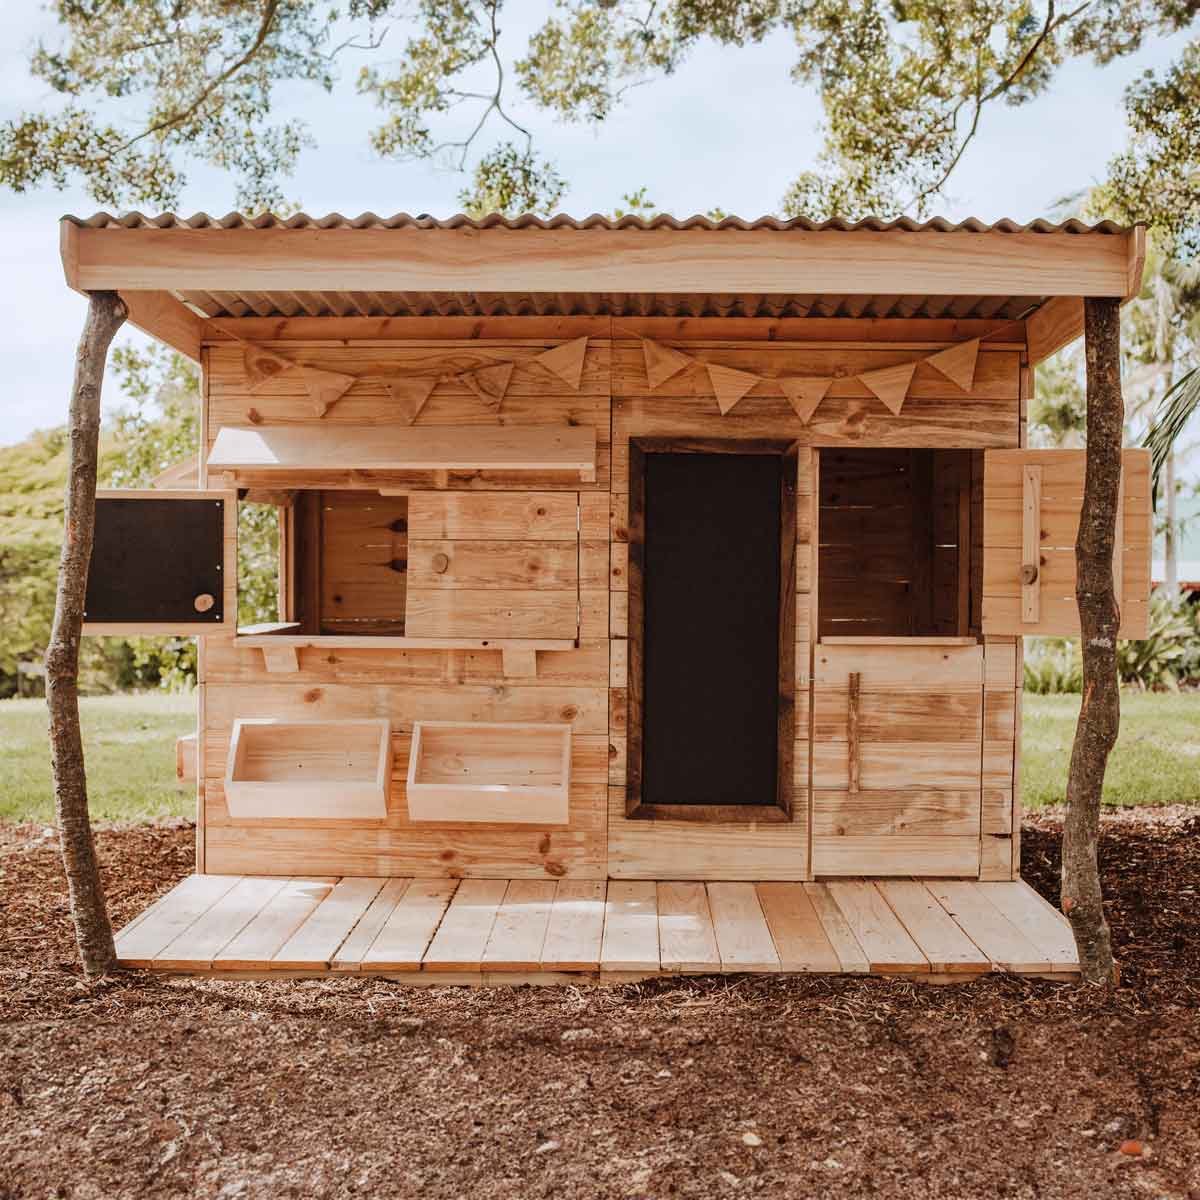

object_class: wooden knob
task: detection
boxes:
[431,552,450,574]
[1019,563,1039,586]
[193,593,215,613]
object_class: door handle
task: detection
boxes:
[847,671,861,794]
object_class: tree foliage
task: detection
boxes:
[4,1,1197,241]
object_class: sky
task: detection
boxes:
[0,4,1191,447]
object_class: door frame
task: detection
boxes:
[624,437,799,822]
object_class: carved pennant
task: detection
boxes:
[301,365,357,418]
[459,361,514,413]
[706,363,759,415]
[780,377,833,425]
[243,343,297,393]
[860,361,918,416]
[535,336,589,390]
[641,338,693,389]
[925,336,980,393]
[382,376,438,425]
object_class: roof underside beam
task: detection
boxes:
[62,224,1142,300]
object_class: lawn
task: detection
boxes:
[0,689,1196,825]
[0,691,196,824]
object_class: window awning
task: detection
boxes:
[206,423,597,481]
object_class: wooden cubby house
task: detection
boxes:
[66,212,1151,982]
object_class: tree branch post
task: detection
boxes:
[45,290,128,978]
[1062,296,1123,986]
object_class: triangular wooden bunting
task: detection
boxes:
[381,376,438,425]
[459,361,514,413]
[925,337,981,393]
[535,336,589,390]
[244,343,296,393]
[706,362,760,415]
[780,377,833,425]
[641,338,693,389]
[300,365,357,417]
[860,361,918,416]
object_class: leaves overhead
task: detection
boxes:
[1,1,1198,238]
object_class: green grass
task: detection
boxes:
[1021,691,1200,808]
[0,690,1196,825]
[0,692,196,824]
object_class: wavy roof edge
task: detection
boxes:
[61,211,1132,235]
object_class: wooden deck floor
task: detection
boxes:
[114,876,1080,983]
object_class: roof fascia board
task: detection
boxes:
[65,223,1135,299]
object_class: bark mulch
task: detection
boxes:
[1,810,1198,1200]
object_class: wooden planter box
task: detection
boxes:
[406,721,571,824]
[224,719,391,820]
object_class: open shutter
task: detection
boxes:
[404,492,579,639]
[82,489,237,635]
[982,449,1151,638]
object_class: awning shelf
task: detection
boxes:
[207,424,597,481]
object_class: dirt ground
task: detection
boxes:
[2,811,1198,1200]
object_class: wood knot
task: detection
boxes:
[193,593,215,613]
[431,552,450,574]
[246,407,263,425]
[303,688,322,704]
[537,834,551,855]
[439,849,456,862]
[1019,563,1039,585]
[559,705,578,722]
[544,861,566,878]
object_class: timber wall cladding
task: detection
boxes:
[199,325,1024,881]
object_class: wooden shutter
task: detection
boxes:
[404,492,579,639]
[83,489,236,635]
[982,449,1152,638]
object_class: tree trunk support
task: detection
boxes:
[45,290,128,978]
[1062,296,1122,986]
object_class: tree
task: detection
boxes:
[45,291,128,979]
[2,2,1197,239]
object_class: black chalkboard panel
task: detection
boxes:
[641,453,782,808]
[84,496,226,625]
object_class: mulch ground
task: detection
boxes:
[1,811,1198,1200]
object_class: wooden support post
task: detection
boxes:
[45,290,127,977]
[1063,297,1122,986]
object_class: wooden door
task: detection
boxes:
[982,449,1152,637]
[811,642,984,877]
[82,489,236,635]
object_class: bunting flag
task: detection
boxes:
[243,343,297,393]
[859,361,919,416]
[459,361,515,413]
[641,338,693,388]
[382,376,438,425]
[301,365,357,418]
[535,336,589,390]
[780,377,833,425]
[925,336,980,392]
[707,363,759,415]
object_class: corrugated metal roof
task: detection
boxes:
[62,211,1131,234]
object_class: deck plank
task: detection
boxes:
[977,881,1079,969]
[482,880,557,971]
[540,880,606,971]
[421,879,508,971]
[331,878,412,970]
[756,883,842,973]
[272,877,386,969]
[804,883,870,973]
[156,877,288,969]
[707,882,780,973]
[360,879,459,971]
[213,878,336,970]
[826,879,929,973]
[925,881,1052,973]
[115,875,243,967]
[657,882,720,973]
[600,880,659,972]
[875,880,991,973]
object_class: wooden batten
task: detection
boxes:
[207,424,597,481]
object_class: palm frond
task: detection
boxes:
[1142,366,1200,509]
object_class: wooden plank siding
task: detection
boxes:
[198,322,1024,883]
